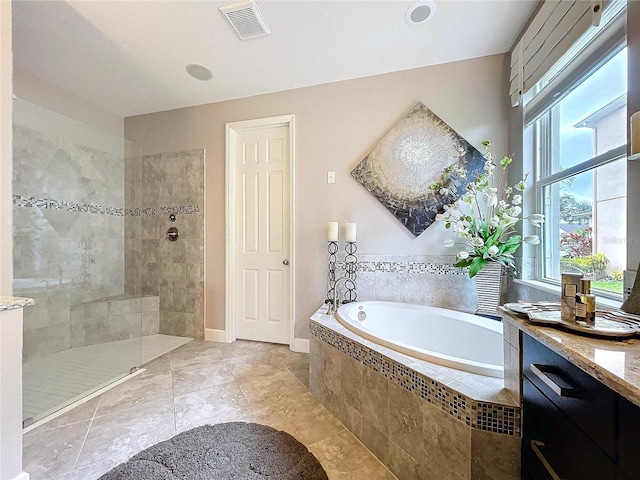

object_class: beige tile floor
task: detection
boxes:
[23,339,397,480]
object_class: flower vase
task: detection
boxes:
[475,262,504,316]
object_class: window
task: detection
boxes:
[525,37,627,299]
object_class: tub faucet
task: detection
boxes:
[327,276,357,315]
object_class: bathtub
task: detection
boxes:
[335,301,503,378]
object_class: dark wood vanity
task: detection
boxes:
[500,308,640,480]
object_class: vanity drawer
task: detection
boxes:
[522,378,616,479]
[523,333,617,459]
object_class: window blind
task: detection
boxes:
[510,0,606,107]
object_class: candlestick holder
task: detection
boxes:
[325,241,339,304]
[343,241,358,303]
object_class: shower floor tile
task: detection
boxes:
[23,334,192,422]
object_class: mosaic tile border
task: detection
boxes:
[334,260,468,275]
[13,195,125,216]
[126,205,201,216]
[333,259,519,278]
[13,195,200,217]
[310,320,520,436]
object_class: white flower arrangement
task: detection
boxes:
[434,141,545,278]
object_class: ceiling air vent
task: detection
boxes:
[219,0,271,41]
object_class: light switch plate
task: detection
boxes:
[327,171,335,184]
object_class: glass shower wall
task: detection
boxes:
[12,98,143,425]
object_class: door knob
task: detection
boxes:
[283,259,290,266]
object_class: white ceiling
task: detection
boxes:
[12,0,538,119]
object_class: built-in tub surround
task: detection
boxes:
[336,301,503,377]
[310,308,520,480]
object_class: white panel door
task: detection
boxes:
[235,125,290,344]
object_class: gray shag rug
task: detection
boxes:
[98,422,328,479]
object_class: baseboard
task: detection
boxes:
[11,471,30,480]
[291,338,309,353]
[205,328,227,343]
[204,329,307,349]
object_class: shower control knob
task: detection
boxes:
[282,259,290,266]
[166,227,179,241]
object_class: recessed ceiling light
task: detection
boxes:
[185,64,213,81]
[405,0,436,26]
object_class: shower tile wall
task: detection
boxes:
[13,125,126,360]
[336,254,479,312]
[126,150,205,339]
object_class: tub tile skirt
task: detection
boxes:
[309,321,519,434]
[309,320,521,480]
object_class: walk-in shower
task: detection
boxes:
[12,98,189,426]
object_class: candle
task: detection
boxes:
[345,222,357,242]
[327,222,338,242]
[632,112,640,155]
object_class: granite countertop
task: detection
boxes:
[0,295,35,311]
[499,306,640,408]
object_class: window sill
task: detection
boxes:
[513,278,622,310]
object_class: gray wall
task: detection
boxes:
[13,68,124,138]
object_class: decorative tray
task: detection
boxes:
[503,302,640,338]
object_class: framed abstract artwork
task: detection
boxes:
[351,102,485,237]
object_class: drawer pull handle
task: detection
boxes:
[530,363,578,398]
[531,440,565,480]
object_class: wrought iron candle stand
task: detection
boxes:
[325,241,339,304]
[343,242,358,303]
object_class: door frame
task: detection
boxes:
[224,114,296,345]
